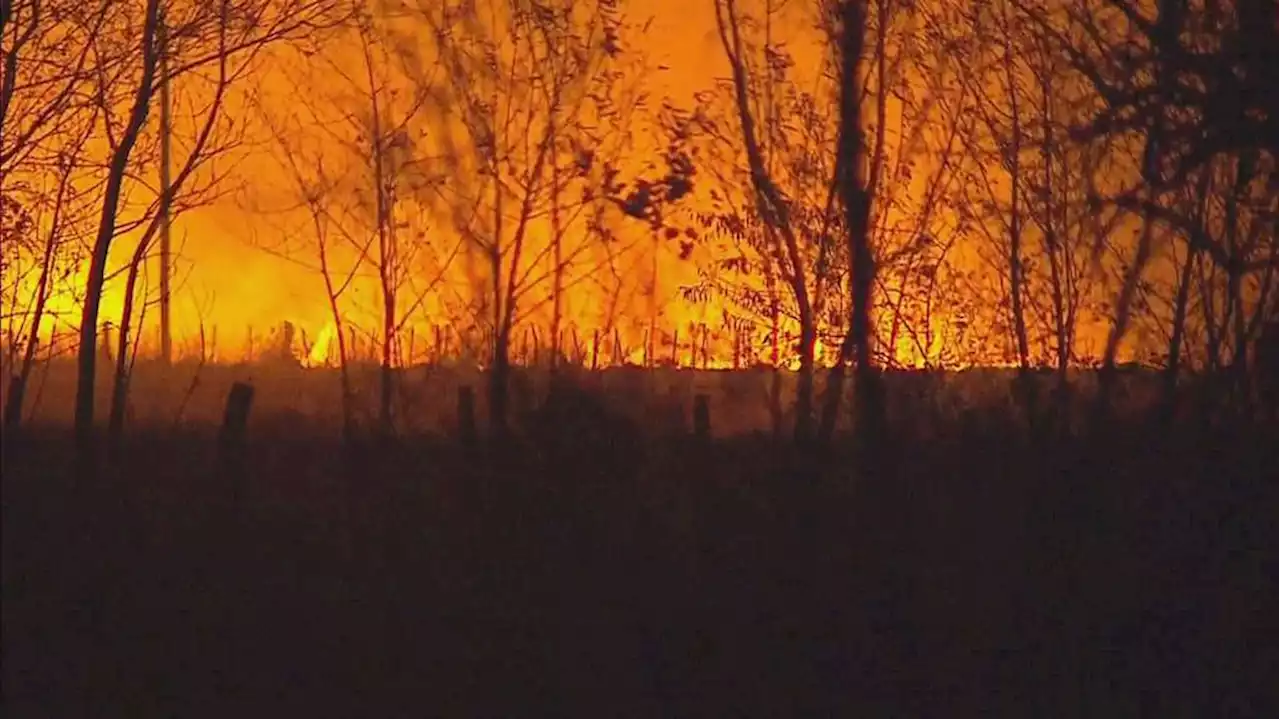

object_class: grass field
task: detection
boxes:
[2,363,1274,717]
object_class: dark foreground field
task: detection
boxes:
[3,400,1275,717]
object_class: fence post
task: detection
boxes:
[4,375,24,432]
[672,328,679,367]
[457,385,477,448]
[592,330,600,371]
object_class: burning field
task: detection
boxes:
[3,0,1275,714]
[2,351,1171,437]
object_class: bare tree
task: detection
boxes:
[1054,0,1276,188]
[815,0,980,445]
[952,0,1122,431]
[248,5,456,439]
[1043,0,1277,420]
[1,0,109,177]
[315,6,443,436]
[69,0,343,466]
[703,0,845,444]
[825,0,883,450]
[976,0,1033,418]
[412,0,692,434]
[2,0,108,432]
[106,0,257,446]
[2,117,98,432]
[252,95,369,441]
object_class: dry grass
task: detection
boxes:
[2,363,1273,717]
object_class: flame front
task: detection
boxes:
[304,323,336,368]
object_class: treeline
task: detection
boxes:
[1,0,1274,449]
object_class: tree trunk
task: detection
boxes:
[1160,243,1197,424]
[108,254,143,448]
[1096,209,1154,424]
[818,322,856,444]
[834,0,884,455]
[490,327,511,437]
[794,315,816,445]
[769,298,782,440]
[380,291,394,436]
[73,0,161,470]
[550,113,563,376]
[1039,50,1070,420]
[1001,0,1035,434]
[3,193,61,432]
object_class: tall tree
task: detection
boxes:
[954,0,1122,431]
[70,0,343,467]
[2,0,108,432]
[706,0,843,444]
[827,0,883,451]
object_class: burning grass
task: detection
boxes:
[1,355,1172,439]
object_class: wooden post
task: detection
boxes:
[613,329,623,366]
[672,328,679,367]
[693,393,711,444]
[99,323,113,365]
[434,325,443,364]
[701,324,710,369]
[457,385,477,447]
[218,382,255,511]
[4,375,24,432]
[407,327,416,366]
[591,330,600,371]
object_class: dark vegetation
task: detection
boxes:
[3,0,1276,715]
[3,365,1274,717]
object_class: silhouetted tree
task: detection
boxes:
[410,0,693,434]
[1054,0,1276,187]
[705,0,841,444]
[68,0,344,468]
[953,0,1123,431]
[1045,0,1278,419]
[826,0,884,451]
[819,0,977,445]
[2,0,106,432]
[3,122,96,434]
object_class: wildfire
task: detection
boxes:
[303,322,336,368]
